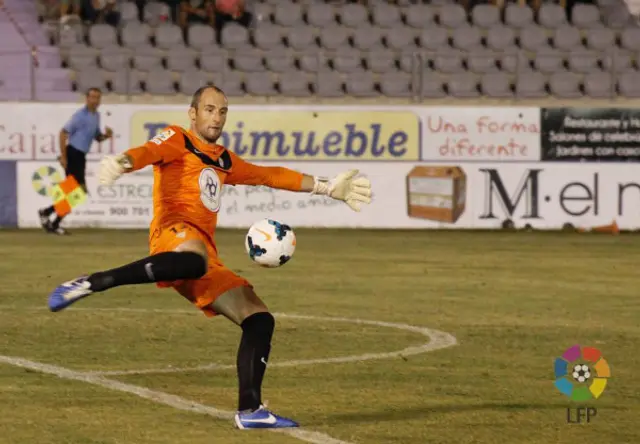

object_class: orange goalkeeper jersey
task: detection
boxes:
[124,125,303,242]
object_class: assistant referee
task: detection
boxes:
[39,87,113,235]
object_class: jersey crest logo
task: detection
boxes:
[199,168,222,213]
[150,128,176,145]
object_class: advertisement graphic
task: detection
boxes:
[131,110,421,161]
[0,103,123,161]
[554,345,611,401]
[541,107,640,161]
[17,161,640,230]
[406,166,466,223]
[421,107,540,161]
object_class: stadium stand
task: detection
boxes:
[1,0,639,102]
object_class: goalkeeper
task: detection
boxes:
[47,85,371,430]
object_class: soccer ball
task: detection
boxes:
[245,218,296,268]
[572,364,591,383]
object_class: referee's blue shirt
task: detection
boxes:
[62,106,101,154]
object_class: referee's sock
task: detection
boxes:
[87,251,207,292]
[40,206,55,217]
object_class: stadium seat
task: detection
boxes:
[568,50,601,73]
[299,51,327,73]
[481,72,513,98]
[520,26,551,51]
[380,72,412,97]
[221,22,250,49]
[584,71,615,98]
[76,68,105,91]
[339,3,368,28]
[515,71,548,97]
[253,25,284,50]
[404,4,434,28]
[88,24,117,50]
[353,27,383,51]
[345,72,376,97]
[233,51,264,72]
[122,22,151,48]
[274,2,302,27]
[166,47,197,72]
[100,46,133,72]
[200,47,227,73]
[188,24,215,50]
[447,73,480,98]
[421,73,446,98]
[285,26,315,50]
[572,4,603,28]
[143,1,171,27]
[372,3,402,28]
[617,70,640,97]
[145,70,175,94]
[132,45,163,71]
[179,70,210,95]
[67,45,98,70]
[386,28,417,51]
[439,4,467,28]
[620,27,640,51]
[533,50,565,74]
[548,71,583,98]
[505,4,534,28]
[306,4,335,27]
[471,4,500,29]
[315,72,343,97]
[111,70,143,94]
[245,72,278,96]
[366,50,396,74]
[155,23,185,49]
[538,3,568,29]
[319,26,350,50]
[278,71,311,97]
[434,51,464,74]
[265,49,295,73]
[552,26,583,51]
[585,28,615,50]
[602,50,632,72]
[332,48,363,73]
[487,26,516,51]
[418,26,448,51]
[467,51,499,74]
[120,1,139,24]
[452,26,483,51]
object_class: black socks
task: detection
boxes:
[87,251,207,292]
[237,312,275,412]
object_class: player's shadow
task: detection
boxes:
[323,402,571,424]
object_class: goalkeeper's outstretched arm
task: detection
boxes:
[226,152,372,212]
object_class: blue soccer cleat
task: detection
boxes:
[234,405,299,430]
[48,276,93,312]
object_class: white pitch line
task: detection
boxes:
[0,355,353,444]
[0,306,458,377]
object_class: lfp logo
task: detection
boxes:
[554,345,611,401]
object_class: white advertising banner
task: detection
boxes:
[0,103,124,161]
[420,107,541,161]
[17,161,640,230]
[0,103,541,162]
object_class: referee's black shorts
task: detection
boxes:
[65,145,87,186]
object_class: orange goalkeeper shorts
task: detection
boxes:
[149,222,252,317]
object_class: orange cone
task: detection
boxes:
[579,220,620,235]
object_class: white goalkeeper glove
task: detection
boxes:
[98,154,131,185]
[311,169,372,212]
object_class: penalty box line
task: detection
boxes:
[0,355,353,444]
